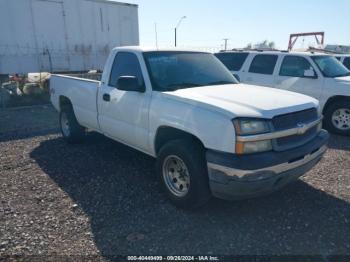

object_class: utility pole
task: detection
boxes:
[175,27,177,47]
[174,16,186,47]
[154,23,158,49]
[223,38,229,50]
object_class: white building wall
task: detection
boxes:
[0,0,139,74]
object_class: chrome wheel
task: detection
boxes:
[332,108,350,130]
[162,155,190,197]
[60,112,71,137]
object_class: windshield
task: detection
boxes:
[311,55,350,78]
[143,51,238,91]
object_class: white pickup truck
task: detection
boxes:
[50,47,329,208]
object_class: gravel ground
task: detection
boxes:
[0,105,350,260]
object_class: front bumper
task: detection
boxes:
[206,130,329,200]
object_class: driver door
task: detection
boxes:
[98,52,151,152]
[274,55,323,100]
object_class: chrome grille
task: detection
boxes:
[272,108,318,151]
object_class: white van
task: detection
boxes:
[215,51,350,135]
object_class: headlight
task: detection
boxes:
[236,140,272,154]
[233,119,270,135]
[233,119,272,154]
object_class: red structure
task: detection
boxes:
[288,32,325,51]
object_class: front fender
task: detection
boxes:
[149,96,236,156]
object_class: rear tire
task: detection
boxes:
[59,106,86,144]
[324,100,350,136]
[156,139,211,209]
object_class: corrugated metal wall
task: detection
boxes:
[0,0,139,74]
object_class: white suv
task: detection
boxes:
[215,51,350,135]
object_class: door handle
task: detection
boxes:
[103,93,111,102]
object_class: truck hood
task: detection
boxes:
[162,83,319,119]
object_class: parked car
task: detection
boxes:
[215,50,350,135]
[50,47,329,208]
[335,54,350,70]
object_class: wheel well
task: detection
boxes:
[323,96,350,114]
[59,96,72,111]
[154,127,204,155]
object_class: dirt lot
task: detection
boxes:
[1,105,350,260]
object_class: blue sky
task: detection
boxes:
[124,0,350,50]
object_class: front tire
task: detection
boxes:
[59,106,86,144]
[156,139,211,209]
[324,100,350,136]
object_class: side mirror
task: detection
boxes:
[117,76,145,92]
[304,69,316,78]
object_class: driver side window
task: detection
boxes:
[109,52,144,89]
[279,56,316,78]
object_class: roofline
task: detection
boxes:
[215,49,333,56]
[216,49,289,54]
[113,46,211,53]
[333,54,350,57]
[84,0,138,8]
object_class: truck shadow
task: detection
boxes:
[30,133,350,256]
[0,128,59,143]
[327,134,350,151]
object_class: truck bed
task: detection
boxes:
[50,74,101,131]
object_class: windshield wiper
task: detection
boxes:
[333,72,350,78]
[164,83,202,91]
[162,81,234,91]
[207,81,234,86]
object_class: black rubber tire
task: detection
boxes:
[59,106,86,144]
[156,139,211,209]
[323,100,350,136]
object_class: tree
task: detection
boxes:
[268,41,276,49]
[245,43,253,50]
[254,40,276,50]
